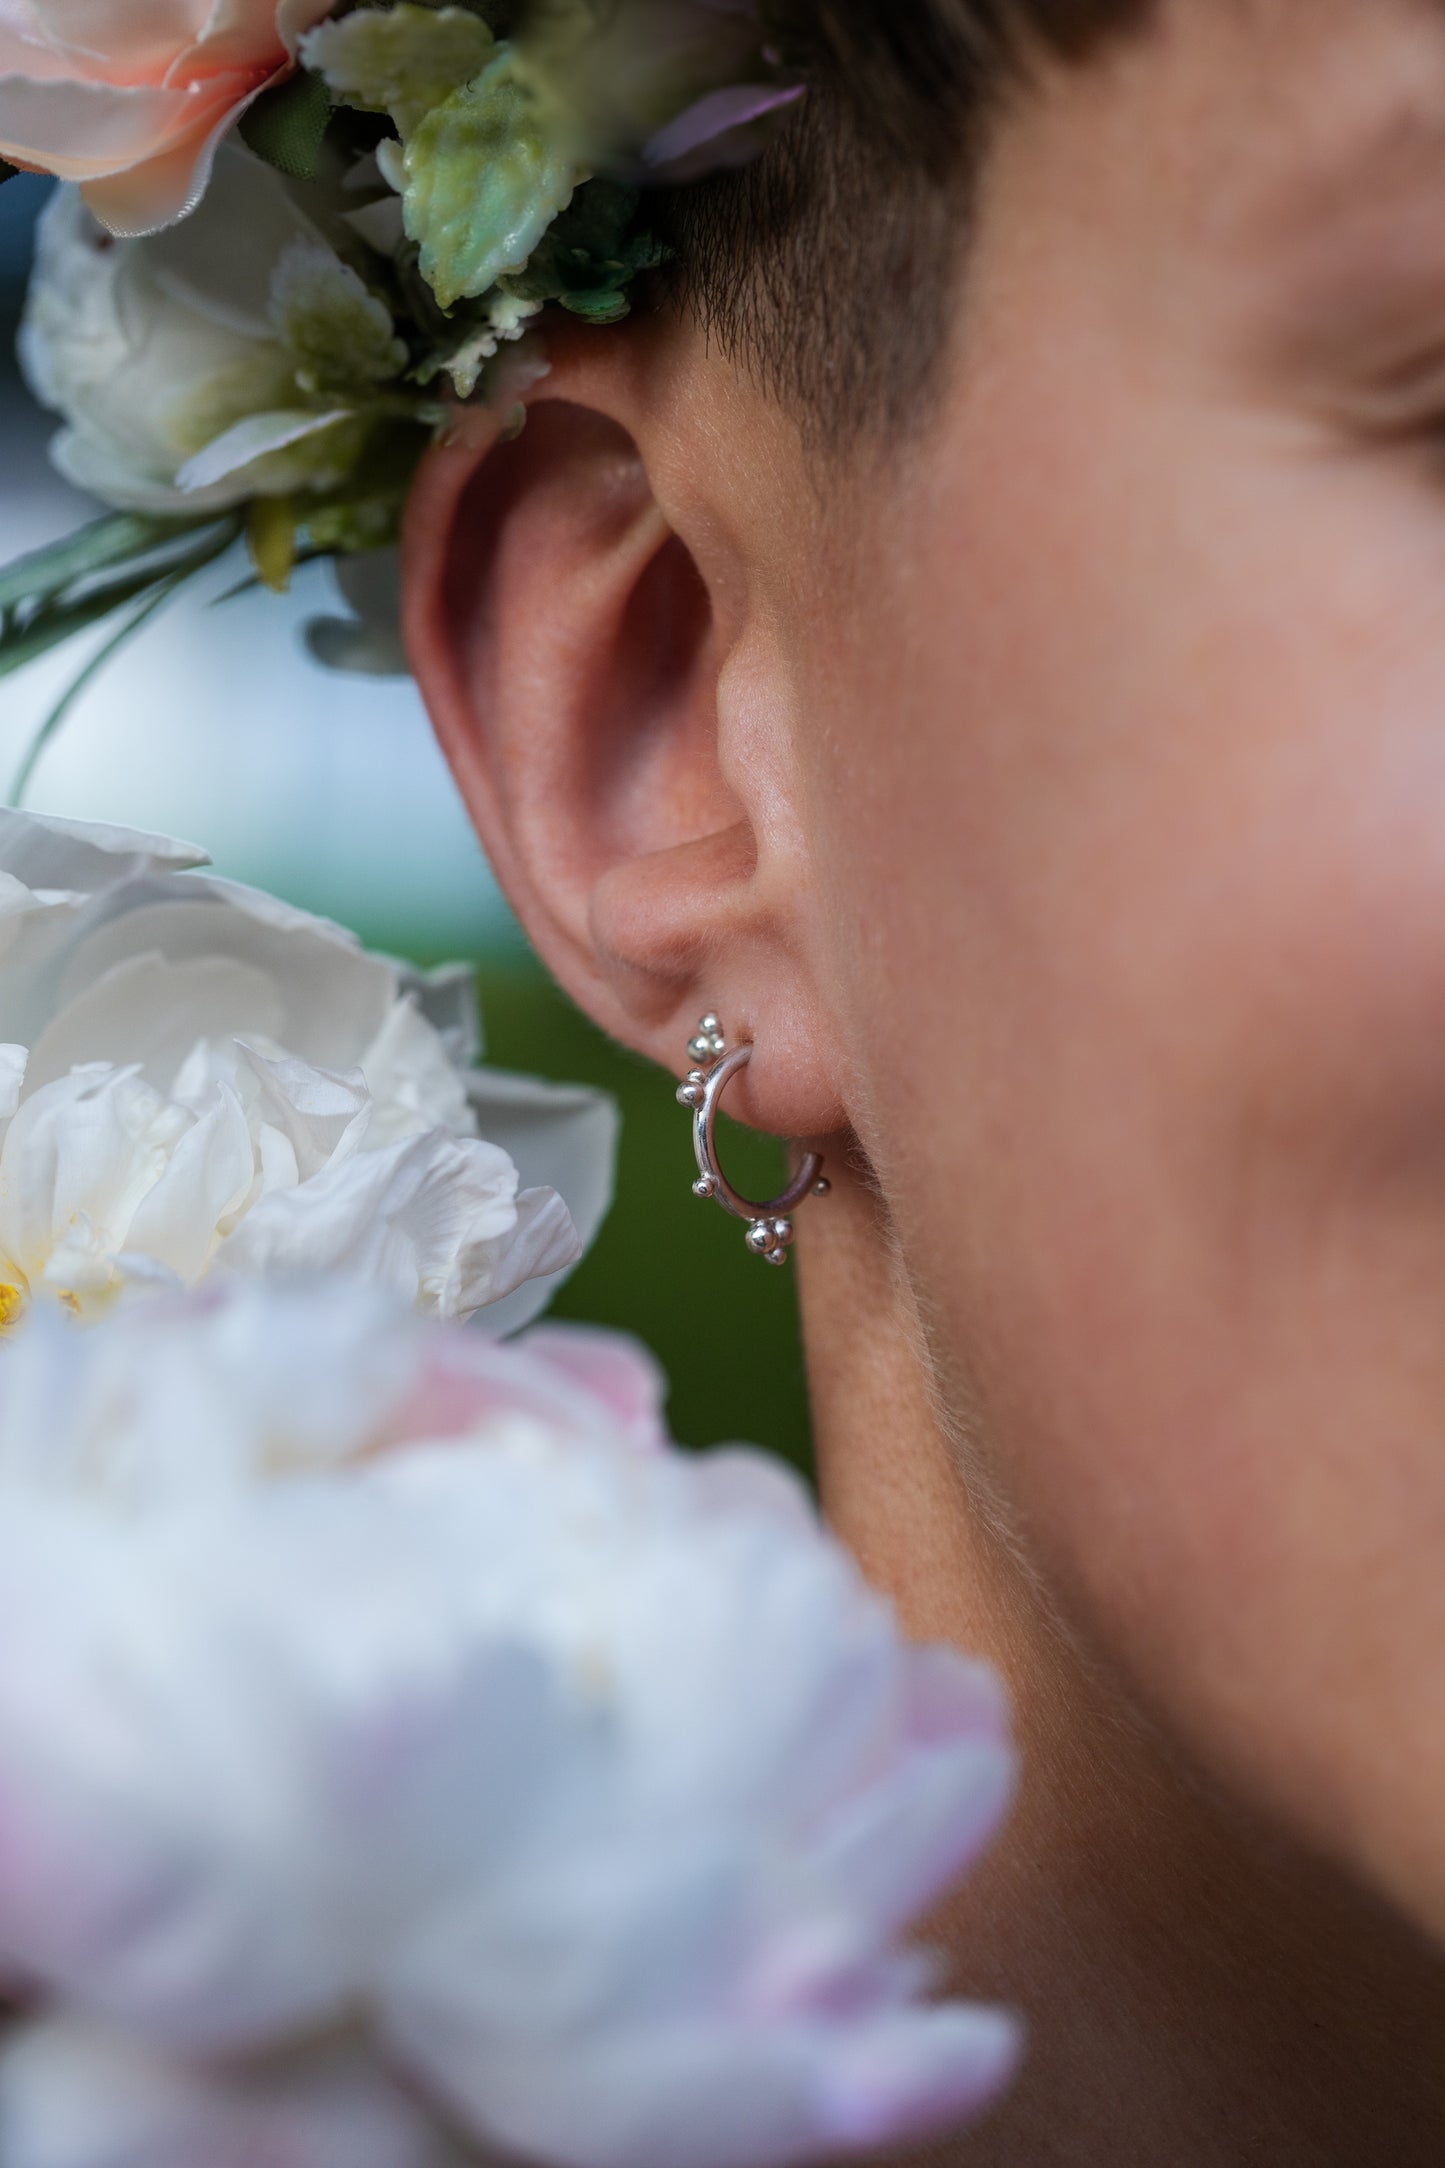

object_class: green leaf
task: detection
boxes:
[502,177,667,319]
[270,243,408,395]
[404,51,575,310]
[0,519,242,681]
[0,512,207,625]
[297,419,433,553]
[301,4,495,138]
[239,70,334,181]
[558,286,633,325]
[0,589,149,680]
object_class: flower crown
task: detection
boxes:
[0,1,802,792]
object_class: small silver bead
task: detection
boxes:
[699,1013,722,1037]
[705,1033,726,1058]
[746,1222,778,1256]
[677,1082,704,1109]
[687,1069,708,1087]
[693,1175,718,1201]
[688,1035,714,1064]
[764,1247,790,1268]
[770,1217,794,1247]
[813,1177,832,1197]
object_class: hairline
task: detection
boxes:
[651,0,1161,454]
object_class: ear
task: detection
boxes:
[402,327,844,1140]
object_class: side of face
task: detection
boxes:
[795,0,1445,1936]
[405,0,1445,1945]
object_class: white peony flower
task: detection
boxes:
[19,146,409,515]
[0,1279,1021,2168]
[0,807,616,1331]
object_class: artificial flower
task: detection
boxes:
[0,0,334,237]
[306,0,793,312]
[19,145,427,521]
[2,0,804,706]
[0,2023,460,2168]
[0,1278,1021,2168]
[0,808,616,1329]
[304,545,413,675]
[521,0,799,178]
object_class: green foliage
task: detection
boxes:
[271,246,409,396]
[221,414,430,594]
[0,515,241,680]
[302,4,495,138]
[0,514,193,623]
[4,520,246,806]
[300,421,434,553]
[505,180,667,323]
[403,52,575,309]
[0,0,803,767]
[238,72,334,181]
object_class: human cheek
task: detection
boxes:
[831,379,1445,1924]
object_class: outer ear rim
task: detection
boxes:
[402,425,518,901]
[401,418,696,1054]
[400,393,848,1144]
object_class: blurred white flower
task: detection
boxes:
[305,546,412,676]
[19,147,409,515]
[0,808,616,1329]
[0,1279,1020,2168]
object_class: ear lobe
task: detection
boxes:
[402,389,845,1142]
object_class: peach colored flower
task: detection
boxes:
[0,0,336,236]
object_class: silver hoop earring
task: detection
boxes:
[676,1015,829,1266]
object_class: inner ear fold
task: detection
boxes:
[406,393,842,1139]
[597,526,731,866]
[432,403,738,912]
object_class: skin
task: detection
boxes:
[405,1,1445,2157]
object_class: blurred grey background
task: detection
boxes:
[0,174,812,1471]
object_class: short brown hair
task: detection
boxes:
[657,0,1156,442]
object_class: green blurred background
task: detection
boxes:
[475,945,813,1473]
[0,176,813,1475]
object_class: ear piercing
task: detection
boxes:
[677,1015,829,1266]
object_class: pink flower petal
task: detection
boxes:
[0,0,329,234]
[645,81,806,180]
[521,1325,671,1452]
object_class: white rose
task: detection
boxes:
[0,807,616,1330]
[19,146,407,514]
[0,1279,1020,2168]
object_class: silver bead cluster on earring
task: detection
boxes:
[677,1015,829,1267]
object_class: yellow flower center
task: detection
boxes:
[0,1285,25,1332]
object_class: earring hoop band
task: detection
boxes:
[676,1017,829,1265]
